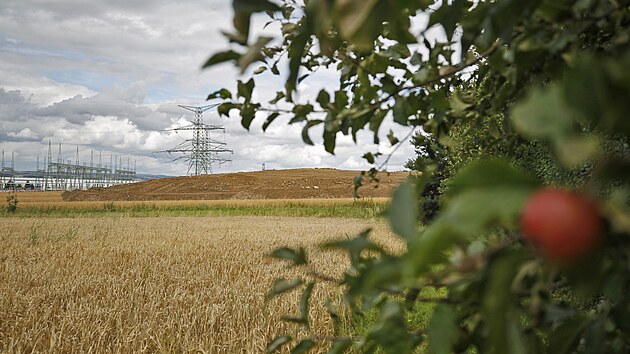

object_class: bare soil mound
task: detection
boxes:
[62,168,410,201]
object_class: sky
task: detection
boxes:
[0,0,417,176]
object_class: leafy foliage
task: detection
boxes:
[6,192,18,213]
[205,0,630,352]
[405,133,449,223]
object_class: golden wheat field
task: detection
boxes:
[0,215,401,353]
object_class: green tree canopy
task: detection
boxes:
[205,0,630,353]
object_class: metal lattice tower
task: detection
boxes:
[1,142,136,191]
[163,104,233,175]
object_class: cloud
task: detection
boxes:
[0,0,415,176]
[0,88,33,122]
[32,83,174,130]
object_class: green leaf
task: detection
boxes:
[428,0,468,42]
[365,53,390,73]
[268,278,304,299]
[217,103,241,118]
[233,0,281,13]
[323,129,336,154]
[511,86,574,138]
[354,175,363,198]
[365,301,415,354]
[387,130,399,145]
[301,120,324,145]
[405,160,538,277]
[333,0,381,50]
[510,85,600,168]
[507,318,527,354]
[299,282,315,328]
[363,152,375,164]
[553,135,601,169]
[240,103,258,130]
[269,91,285,105]
[389,181,418,241]
[563,255,607,301]
[282,282,315,328]
[290,339,316,354]
[447,159,540,196]
[281,315,307,325]
[263,112,280,131]
[393,98,410,125]
[202,50,242,69]
[441,187,533,235]
[583,319,607,354]
[281,22,298,36]
[230,0,281,44]
[548,316,587,354]
[254,66,267,75]
[482,249,526,354]
[270,247,307,266]
[384,43,411,59]
[324,300,342,336]
[334,91,348,110]
[267,335,292,353]
[326,338,353,354]
[225,13,250,45]
[271,63,280,75]
[316,89,331,108]
[323,229,382,265]
[369,110,386,143]
[427,304,458,354]
[237,79,255,100]
[404,222,458,277]
[292,104,314,122]
[604,187,630,234]
[449,92,472,114]
[286,27,309,98]
[238,36,273,73]
[207,88,232,100]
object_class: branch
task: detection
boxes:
[313,329,427,343]
[377,127,417,171]
[369,40,501,111]
[307,268,343,283]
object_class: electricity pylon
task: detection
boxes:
[163,104,233,175]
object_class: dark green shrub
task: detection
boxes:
[6,193,17,213]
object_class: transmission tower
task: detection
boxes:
[163,104,233,175]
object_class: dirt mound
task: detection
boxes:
[62,168,410,201]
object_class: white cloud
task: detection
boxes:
[8,128,38,139]
[0,1,415,176]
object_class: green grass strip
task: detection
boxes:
[0,203,389,219]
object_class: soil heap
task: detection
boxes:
[62,168,410,201]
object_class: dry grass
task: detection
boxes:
[0,216,401,353]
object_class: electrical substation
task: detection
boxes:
[1,142,136,191]
[1,103,232,191]
[161,104,233,176]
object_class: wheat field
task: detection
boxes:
[0,216,400,353]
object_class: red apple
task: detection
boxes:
[520,188,603,262]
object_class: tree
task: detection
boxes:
[204,0,630,352]
[405,133,449,223]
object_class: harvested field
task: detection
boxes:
[0,216,401,353]
[62,168,410,201]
